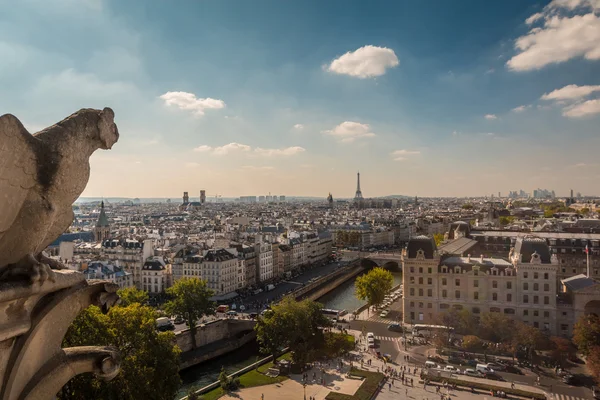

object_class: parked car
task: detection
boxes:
[249,312,258,319]
[464,369,480,377]
[483,372,505,381]
[156,317,175,332]
[562,374,581,385]
[174,316,184,325]
[388,324,402,332]
[448,356,462,365]
[487,362,506,371]
[444,365,459,373]
[226,310,238,316]
[379,310,389,318]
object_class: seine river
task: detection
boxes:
[177,271,402,398]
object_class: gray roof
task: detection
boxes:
[438,237,478,256]
[406,235,436,259]
[514,237,551,263]
[562,274,597,292]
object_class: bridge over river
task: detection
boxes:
[341,250,402,271]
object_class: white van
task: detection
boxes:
[476,363,494,374]
[425,361,437,369]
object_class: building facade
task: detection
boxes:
[402,236,564,335]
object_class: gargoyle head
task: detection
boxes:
[97,107,119,150]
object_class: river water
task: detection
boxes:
[177,271,402,397]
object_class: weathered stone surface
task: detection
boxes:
[0,108,119,283]
[0,271,120,400]
[0,108,121,399]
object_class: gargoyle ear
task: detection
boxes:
[98,107,119,149]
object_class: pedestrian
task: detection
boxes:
[388,382,391,390]
[405,388,408,396]
[511,382,515,389]
[261,394,264,400]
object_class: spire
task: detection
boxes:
[354,171,363,200]
[96,201,109,227]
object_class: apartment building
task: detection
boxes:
[255,241,274,283]
[403,236,563,335]
[201,249,238,295]
[141,257,171,294]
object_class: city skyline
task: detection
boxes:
[2,0,600,198]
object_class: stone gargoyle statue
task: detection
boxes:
[0,107,119,283]
[0,108,122,400]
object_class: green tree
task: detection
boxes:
[587,346,600,383]
[117,287,149,307]
[255,298,331,364]
[164,278,216,349]
[573,314,600,356]
[433,233,445,246]
[355,267,394,311]
[479,312,515,343]
[499,216,515,226]
[512,321,545,360]
[59,304,181,400]
[461,203,473,210]
[549,336,575,367]
[462,335,484,352]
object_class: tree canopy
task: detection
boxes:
[59,304,181,400]
[117,287,148,307]
[355,267,394,309]
[573,314,600,356]
[255,297,331,364]
[433,233,445,246]
[164,277,216,349]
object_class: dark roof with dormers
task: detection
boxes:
[142,260,165,271]
[203,249,236,262]
[514,237,551,263]
[562,274,597,292]
[447,221,471,240]
[406,235,437,259]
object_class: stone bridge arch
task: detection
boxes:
[360,257,401,272]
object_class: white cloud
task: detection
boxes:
[541,84,600,100]
[526,12,544,25]
[508,5,600,71]
[390,149,420,161]
[159,91,226,116]
[484,114,498,120]
[213,143,251,155]
[193,143,305,156]
[241,165,275,171]
[293,124,304,130]
[323,121,376,143]
[185,162,200,168]
[193,145,213,153]
[562,99,600,117]
[326,45,399,78]
[512,105,531,112]
[254,146,305,156]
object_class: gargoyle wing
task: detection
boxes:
[0,114,38,241]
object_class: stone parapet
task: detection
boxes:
[0,270,120,400]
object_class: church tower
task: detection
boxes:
[94,201,111,242]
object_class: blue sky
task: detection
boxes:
[1,0,600,198]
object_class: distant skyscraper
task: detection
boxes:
[354,172,363,200]
[183,191,189,204]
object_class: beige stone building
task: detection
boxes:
[401,235,598,336]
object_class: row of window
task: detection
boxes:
[409,303,554,319]
[409,287,552,304]
[409,267,551,280]
[410,278,551,290]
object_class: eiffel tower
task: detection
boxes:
[354,171,363,200]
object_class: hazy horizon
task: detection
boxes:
[3,0,600,198]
